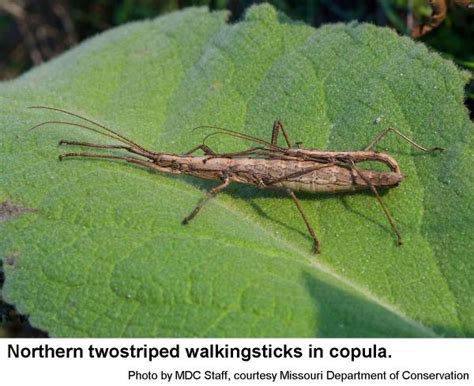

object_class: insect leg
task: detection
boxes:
[182,178,231,225]
[286,189,320,254]
[59,140,153,158]
[199,147,275,164]
[349,160,403,246]
[271,120,292,148]
[364,127,444,153]
[217,147,270,157]
[184,144,216,156]
[58,152,171,173]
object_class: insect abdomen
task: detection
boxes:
[276,168,403,193]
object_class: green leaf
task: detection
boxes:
[1,4,472,337]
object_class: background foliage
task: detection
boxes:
[1,1,473,76]
[1,1,472,115]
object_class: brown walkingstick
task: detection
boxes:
[29,106,443,254]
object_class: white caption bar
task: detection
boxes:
[1,339,472,385]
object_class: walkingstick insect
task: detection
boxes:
[29,106,443,253]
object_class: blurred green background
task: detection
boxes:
[0,0,472,111]
[0,0,472,337]
[1,1,473,78]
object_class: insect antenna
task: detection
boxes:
[28,106,149,152]
[193,125,284,151]
[29,120,128,144]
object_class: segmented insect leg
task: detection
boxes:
[197,147,274,165]
[184,144,216,156]
[349,160,403,246]
[182,178,231,225]
[207,147,271,161]
[286,189,320,254]
[271,120,292,148]
[364,127,444,153]
[58,152,170,173]
[59,140,154,159]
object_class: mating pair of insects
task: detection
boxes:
[30,106,443,254]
